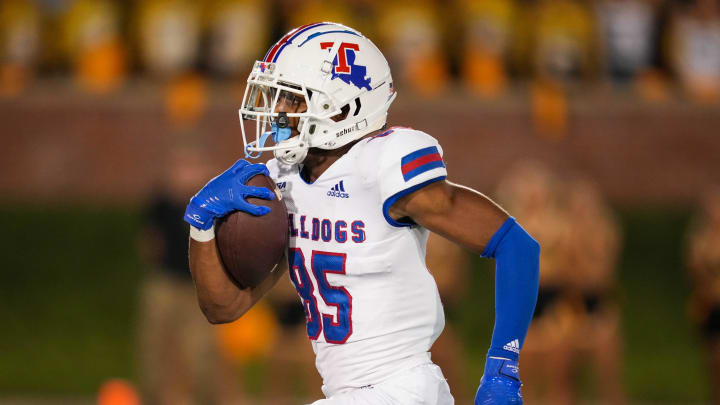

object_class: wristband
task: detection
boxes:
[190,224,215,242]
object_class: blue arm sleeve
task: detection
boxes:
[482,217,540,361]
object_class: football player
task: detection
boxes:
[184,22,539,405]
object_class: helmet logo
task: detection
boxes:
[320,42,371,91]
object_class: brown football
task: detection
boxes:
[215,174,288,289]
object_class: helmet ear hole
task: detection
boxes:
[353,97,361,116]
[331,104,351,122]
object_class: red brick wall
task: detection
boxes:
[1,83,718,205]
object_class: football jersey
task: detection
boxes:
[266,127,449,396]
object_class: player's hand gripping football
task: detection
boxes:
[474,357,523,405]
[184,159,275,230]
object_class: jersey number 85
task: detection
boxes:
[288,248,353,344]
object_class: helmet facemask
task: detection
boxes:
[240,61,352,165]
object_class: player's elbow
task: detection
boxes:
[206,315,234,325]
[198,298,246,324]
[200,304,241,324]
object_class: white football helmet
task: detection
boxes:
[239,22,396,164]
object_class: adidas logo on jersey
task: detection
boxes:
[327,180,350,198]
[503,339,520,354]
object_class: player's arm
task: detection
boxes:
[184,159,284,324]
[389,179,540,404]
[376,129,538,360]
[189,237,287,324]
[388,180,509,251]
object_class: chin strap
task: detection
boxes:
[245,113,293,159]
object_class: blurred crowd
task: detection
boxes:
[2,0,720,104]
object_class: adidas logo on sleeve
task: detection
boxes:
[327,180,350,198]
[503,339,520,354]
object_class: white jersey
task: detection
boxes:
[267,127,448,396]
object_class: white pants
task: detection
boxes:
[309,363,454,405]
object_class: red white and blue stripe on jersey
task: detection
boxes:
[400,146,445,181]
[264,22,330,63]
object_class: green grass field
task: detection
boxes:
[0,205,710,402]
[0,207,143,394]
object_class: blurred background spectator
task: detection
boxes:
[1,1,720,404]
[497,164,625,405]
[376,0,450,95]
[460,0,518,97]
[668,0,720,103]
[136,146,241,405]
[0,0,40,95]
[205,0,270,78]
[687,188,720,405]
[496,162,572,404]
[528,0,597,82]
[594,0,659,85]
[61,0,126,94]
[134,0,200,78]
[558,177,625,405]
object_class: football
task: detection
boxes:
[215,174,288,289]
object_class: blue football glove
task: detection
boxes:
[184,159,275,230]
[475,357,523,405]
